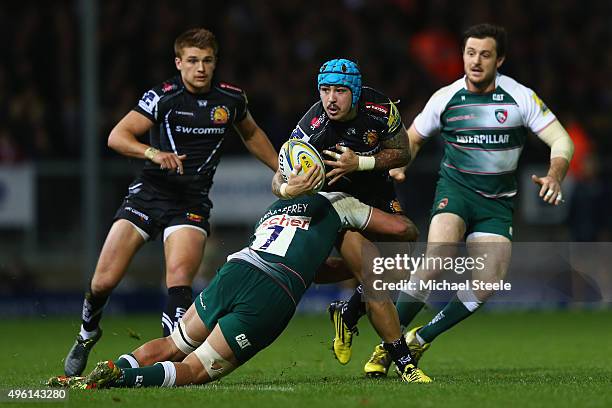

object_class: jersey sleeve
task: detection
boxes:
[512,83,557,133]
[412,90,446,139]
[235,90,248,122]
[290,102,325,144]
[380,99,403,141]
[134,87,163,122]
[218,82,249,123]
[319,192,373,230]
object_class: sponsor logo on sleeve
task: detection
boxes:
[219,82,243,93]
[162,82,177,93]
[365,102,389,115]
[387,101,401,132]
[532,93,550,115]
[310,115,325,130]
[291,126,306,139]
[138,90,160,115]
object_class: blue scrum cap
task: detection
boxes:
[317,58,362,107]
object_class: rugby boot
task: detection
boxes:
[46,375,85,388]
[68,378,99,390]
[64,329,102,376]
[404,326,430,364]
[328,301,358,365]
[400,363,433,384]
[85,360,122,388]
[364,344,392,378]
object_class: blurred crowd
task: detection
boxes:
[1,0,610,164]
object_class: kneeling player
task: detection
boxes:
[47,165,431,388]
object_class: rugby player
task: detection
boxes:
[63,28,278,377]
[48,163,431,389]
[271,59,417,366]
[354,23,575,377]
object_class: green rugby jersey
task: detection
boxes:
[227,192,371,304]
[414,74,556,198]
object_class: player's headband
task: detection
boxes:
[317,58,362,107]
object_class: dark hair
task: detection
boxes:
[174,28,218,58]
[462,23,507,58]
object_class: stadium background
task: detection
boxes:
[0,0,610,315]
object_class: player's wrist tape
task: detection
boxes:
[144,147,160,160]
[357,156,375,171]
[280,183,293,199]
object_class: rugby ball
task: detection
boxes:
[278,139,325,192]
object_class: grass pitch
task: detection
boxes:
[1,310,611,407]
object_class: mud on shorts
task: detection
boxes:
[431,177,514,240]
[114,177,211,240]
[194,261,296,364]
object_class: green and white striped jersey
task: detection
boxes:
[414,74,556,198]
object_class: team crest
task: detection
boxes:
[363,130,379,147]
[495,109,508,124]
[389,199,403,214]
[437,198,448,210]
[211,106,230,124]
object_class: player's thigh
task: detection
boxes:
[428,177,469,243]
[467,234,512,299]
[467,195,514,241]
[181,303,211,343]
[217,264,296,364]
[164,226,207,286]
[91,219,146,292]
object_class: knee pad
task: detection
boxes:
[193,341,235,381]
[170,319,202,355]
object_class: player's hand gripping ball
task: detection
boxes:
[278,139,325,192]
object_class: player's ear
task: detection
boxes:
[175,57,182,71]
[496,56,505,69]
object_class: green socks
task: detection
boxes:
[418,290,482,343]
[115,361,176,388]
[395,292,426,331]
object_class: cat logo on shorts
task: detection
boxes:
[235,334,251,349]
[389,199,403,214]
[211,105,230,124]
[437,198,448,210]
[363,130,379,147]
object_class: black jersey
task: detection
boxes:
[290,87,404,207]
[133,76,248,199]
